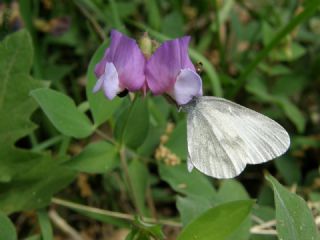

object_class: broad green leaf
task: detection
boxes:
[0,30,75,213]
[275,156,301,185]
[0,212,17,240]
[177,195,213,226]
[216,180,251,240]
[177,200,254,240]
[137,125,163,156]
[166,120,187,160]
[86,40,122,126]
[159,163,216,198]
[0,30,41,181]
[216,180,250,204]
[128,159,150,216]
[177,180,250,227]
[148,96,170,127]
[31,88,93,138]
[37,209,53,240]
[114,97,149,149]
[64,141,118,174]
[266,175,319,240]
[0,155,75,214]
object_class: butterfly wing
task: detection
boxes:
[185,96,290,178]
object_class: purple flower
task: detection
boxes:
[146,36,202,105]
[93,30,146,99]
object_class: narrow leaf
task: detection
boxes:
[37,209,53,240]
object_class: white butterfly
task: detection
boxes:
[183,96,290,179]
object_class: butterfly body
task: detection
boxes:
[183,96,290,178]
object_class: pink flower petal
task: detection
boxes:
[146,36,195,95]
[94,30,145,92]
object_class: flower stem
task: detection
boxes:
[52,197,182,228]
[119,146,143,216]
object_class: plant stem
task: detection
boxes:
[73,0,106,40]
[94,129,116,144]
[32,135,63,152]
[119,146,143,216]
[213,0,225,69]
[52,197,182,228]
[229,0,320,98]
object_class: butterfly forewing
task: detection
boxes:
[185,96,290,179]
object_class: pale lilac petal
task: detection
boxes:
[101,62,120,100]
[93,75,104,93]
[172,69,202,105]
[146,36,195,95]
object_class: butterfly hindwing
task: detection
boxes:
[185,96,290,178]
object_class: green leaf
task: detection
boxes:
[159,163,216,198]
[177,200,254,240]
[165,120,187,159]
[115,97,149,149]
[276,97,305,133]
[0,212,17,240]
[162,11,184,38]
[31,88,93,138]
[274,156,301,185]
[266,175,319,240]
[37,209,53,240]
[145,0,161,30]
[64,141,118,174]
[0,30,41,182]
[231,0,320,97]
[128,159,150,216]
[0,155,75,214]
[216,180,250,204]
[86,40,122,126]
[216,180,251,240]
[0,30,75,214]
[246,78,305,132]
[177,195,213,226]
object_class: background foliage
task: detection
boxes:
[0,0,320,239]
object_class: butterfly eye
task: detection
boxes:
[196,61,203,74]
